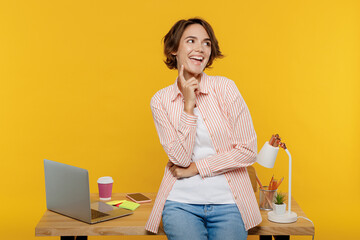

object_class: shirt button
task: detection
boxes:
[203,117,206,121]
[235,196,238,200]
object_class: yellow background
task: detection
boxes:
[0,0,359,239]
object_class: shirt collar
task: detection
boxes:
[171,72,210,102]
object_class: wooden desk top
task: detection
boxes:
[36,193,162,237]
[35,192,314,237]
[249,192,314,235]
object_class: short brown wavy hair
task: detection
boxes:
[163,18,224,70]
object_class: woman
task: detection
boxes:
[145,18,262,240]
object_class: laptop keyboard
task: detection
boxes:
[91,209,109,219]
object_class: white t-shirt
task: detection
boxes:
[167,107,235,204]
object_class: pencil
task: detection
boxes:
[269,175,274,189]
[272,179,277,190]
[256,175,264,189]
[276,177,284,189]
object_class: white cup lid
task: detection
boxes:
[97,176,113,184]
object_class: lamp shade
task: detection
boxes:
[256,141,279,168]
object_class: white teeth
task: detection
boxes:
[190,56,203,61]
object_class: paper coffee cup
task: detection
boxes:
[97,176,113,201]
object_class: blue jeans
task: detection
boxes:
[162,200,248,240]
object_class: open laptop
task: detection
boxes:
[44,159,133,224]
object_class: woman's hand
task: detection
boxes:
[167,161,199,179]
[178,65,199,115]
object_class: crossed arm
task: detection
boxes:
[151,79,257,179]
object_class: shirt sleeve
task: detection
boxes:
[195,80,257,178]
[150,94,197,167]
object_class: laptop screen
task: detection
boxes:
[44,159,92,222]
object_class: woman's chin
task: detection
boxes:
[187,66,204,76]
[179,63,205,78]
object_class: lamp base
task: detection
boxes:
[268,211,297,223]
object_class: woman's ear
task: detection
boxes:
[171,52,177,56]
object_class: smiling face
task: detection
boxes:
[172,24,212,80]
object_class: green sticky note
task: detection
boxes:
[117,200,140,211]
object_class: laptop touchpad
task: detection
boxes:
[91,202,115,213]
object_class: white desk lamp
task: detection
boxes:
[257,138,297,223]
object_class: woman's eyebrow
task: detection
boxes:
[185,36,211,41]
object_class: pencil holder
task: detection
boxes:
[259,186,277,210]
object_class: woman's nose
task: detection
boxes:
[194,43,204,52]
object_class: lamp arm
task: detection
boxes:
[285,149,292,214]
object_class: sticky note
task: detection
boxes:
[117,200,140,211]
[106,200,125,206]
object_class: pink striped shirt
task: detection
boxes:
[145,72,262,234]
